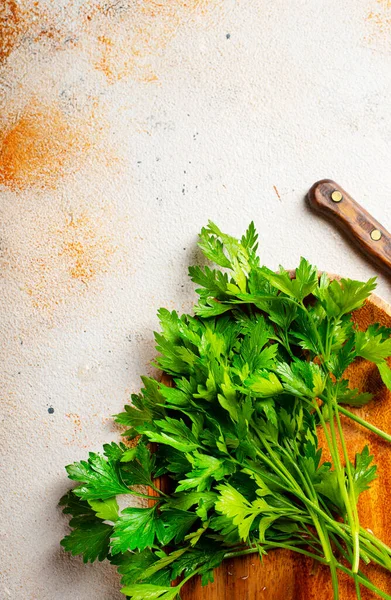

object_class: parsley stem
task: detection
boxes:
[359,527,391,556]
[334,400,361,572]
[282,446,340,593]
[311,396,361,571]
[246,450,349,542]
[312,398,366,573]
[357,527,391,569]
[336,565,391,600]
[338,406,391,444]
[326,394,360,573]
[223,547,259,559]
[329,532,363,597]
[355,576,362,600]
[149,482,169,497]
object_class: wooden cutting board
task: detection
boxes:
[152,292,391,600]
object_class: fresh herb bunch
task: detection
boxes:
[61,222,391,600]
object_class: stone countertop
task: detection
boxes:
[1,1,391,598]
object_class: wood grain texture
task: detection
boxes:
[307,180,391,274]
[152,292,391,599]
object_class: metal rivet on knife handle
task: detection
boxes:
[331,190,343,203]
[370,229,382,241]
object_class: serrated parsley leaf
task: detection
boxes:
[159,510,199,544]
[176,453,234,492]
[260,258,317,302]
[188,265,229,299]
[164,491,217,511]
[61,520,112,563]
[111,506,164,555]
[275,361,324,398]
[215,483,269,541]
[121,584,180,600]
[137,418,200,453]
[194,298,234,318]
[355,329,391,363]
[66,453,130,501]
[315,277,376,318]
[314,470,344,513]
[88,497,119,522]
[141,548,188,581]
[110,549,161,586]
[120,442,155,488]
[60,493,113,563]
[170,545,226,582]
[335,380,373,407]
[244,371,283,397]
[351,446,377,498]
[103,442,128,462]
[378,361,391,391]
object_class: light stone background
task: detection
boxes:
[1,1,391,598]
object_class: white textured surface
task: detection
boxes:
[1,1,391,598]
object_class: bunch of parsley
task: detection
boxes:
[61,222,391,600]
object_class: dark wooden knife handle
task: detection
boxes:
[308,179,391,273]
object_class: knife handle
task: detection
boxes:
[308,179,391,273]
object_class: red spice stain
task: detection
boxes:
[365,0,391,51]
[1,1,231,82]
[0,1,22,62]
[0,0,75,64]
[0,100,93,192]
[59,212,117,284]
[66,412,81,428]
[20,208,118,311]
[65,412,90,447]
[83,0,228,83]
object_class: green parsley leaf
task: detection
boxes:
[176,453,234,492]
[60,492,112,563]
[351,446,377,498]
[355,328,391,363]
[120,583,180,600]
[138,417,200,453]
[244,371,283,397]
[111,506,164,555]
[159,510,199,544]
[215,483,270,541]
[120,442,155,488]
[315,277,376,318]
[88,497,119,522]
[61,520,112,563]
[66,453,130,500]
[111,549,159,585]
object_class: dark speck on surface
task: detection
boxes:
[226,33,231,39]
[48,407,54,414]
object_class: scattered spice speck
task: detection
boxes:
[273,185,281,201]
[365,0,391,52]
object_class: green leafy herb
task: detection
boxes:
[61,222,391,600]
